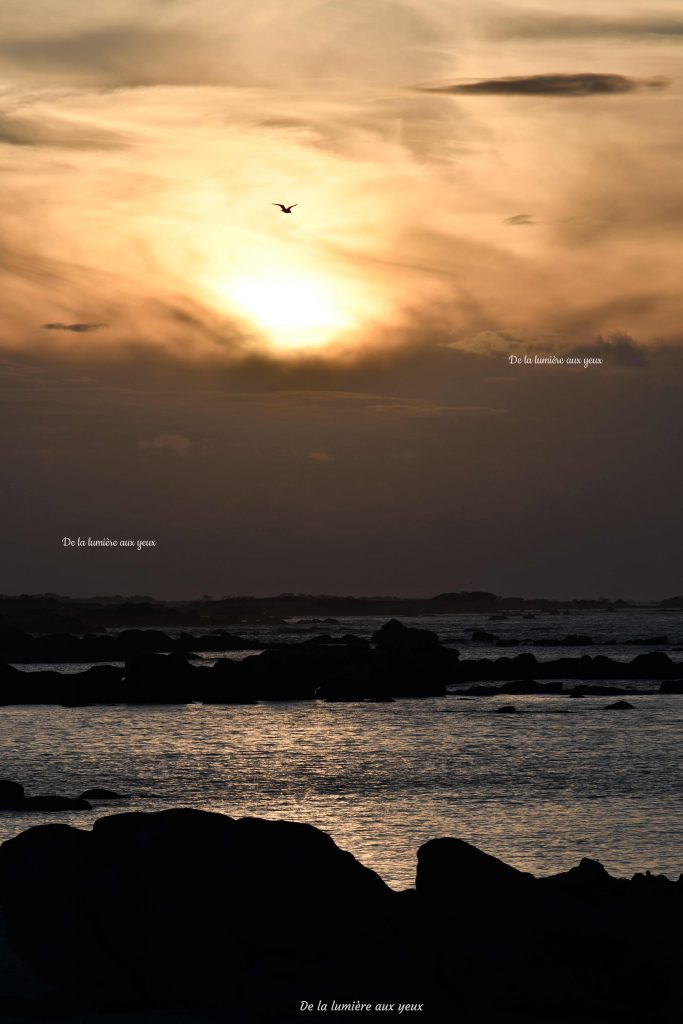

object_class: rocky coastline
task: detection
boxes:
[0,619,681,706]
[0,807,679,1023]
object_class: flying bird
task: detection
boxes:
[272,203,297,213]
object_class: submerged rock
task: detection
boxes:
[21,795,91,811]
[603,700,635,710]
[471,629,498,642]
[78,788,128,801]
[660,679,683,694]
[499,678,563,695]
[0,779,91,812]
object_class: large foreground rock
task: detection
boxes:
[0,810,446,1018]
[416,836,682,1021]
[0,809,681,1021]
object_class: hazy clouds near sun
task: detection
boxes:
[0,0,681,364]
[1,2,683,600]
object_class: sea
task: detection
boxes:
[1,609,682,890]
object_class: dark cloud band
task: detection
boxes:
[42,323,108,333]
[419,74,669,98]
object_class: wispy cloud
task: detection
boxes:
[0,111,127,149]
[491,11,683,42]
[504,213,536,226]
[139,433,192,457]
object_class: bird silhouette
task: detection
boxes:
[272,203,297,213]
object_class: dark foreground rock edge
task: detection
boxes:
[0,809,680,1023]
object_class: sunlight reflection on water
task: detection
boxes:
[1,695,681,889]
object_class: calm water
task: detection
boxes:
[2,610,682,889]
[1,694,681,890]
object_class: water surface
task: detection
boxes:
[1,692,681,889]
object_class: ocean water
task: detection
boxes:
[1,610,682,890]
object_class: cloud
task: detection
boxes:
[0,4,680,373]
[366,401,505,418]
[0,25,223,88]
[565,333,652,369]
[42,323,108,333]
[267,391,506,419]
[139,433,192,456]
[0,111,126,149]
[419,74,669,98]
[0,3,456,90]
[307,450,334,462]
[504,213,536,226]
[491,12,683,42]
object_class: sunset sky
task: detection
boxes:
[1,1,681,598]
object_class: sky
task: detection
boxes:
[1,0,681,599]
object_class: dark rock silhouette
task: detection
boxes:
[198,659,258,704]
[371,619,440,652]
[495,704,518,713]
[0,619,681,705]
[123,652,193,703]
[0,809,680,1021]
[0,780,90,812]
[0,625,262,664]
[660,679,683,694]
[0,780,25,809]
[569,683,639,696]
[603,700,635,710]
[0,809,440,1016]
[416,835,682,1021]
[457,648,679,682]
[78,788,128,801]
[21,795,91,811]
[499,678,563,695]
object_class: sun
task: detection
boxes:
[222,271,356,352]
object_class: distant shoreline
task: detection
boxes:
[1,590,682,634]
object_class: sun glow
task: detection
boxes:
[221,271,357,352]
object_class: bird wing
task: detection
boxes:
[288,204,298,209]
[272,203,285,210]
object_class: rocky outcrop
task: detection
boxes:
[416,836,682,1021]
[371,619,440,653]
[456,649,680,682]
[0,810,678,1021]
[122,652,194,703]
[0,780,90,812]
[1,620,681,706]
[0,627,262,664]
[0,809,444,1017]
[660,679,683,694]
